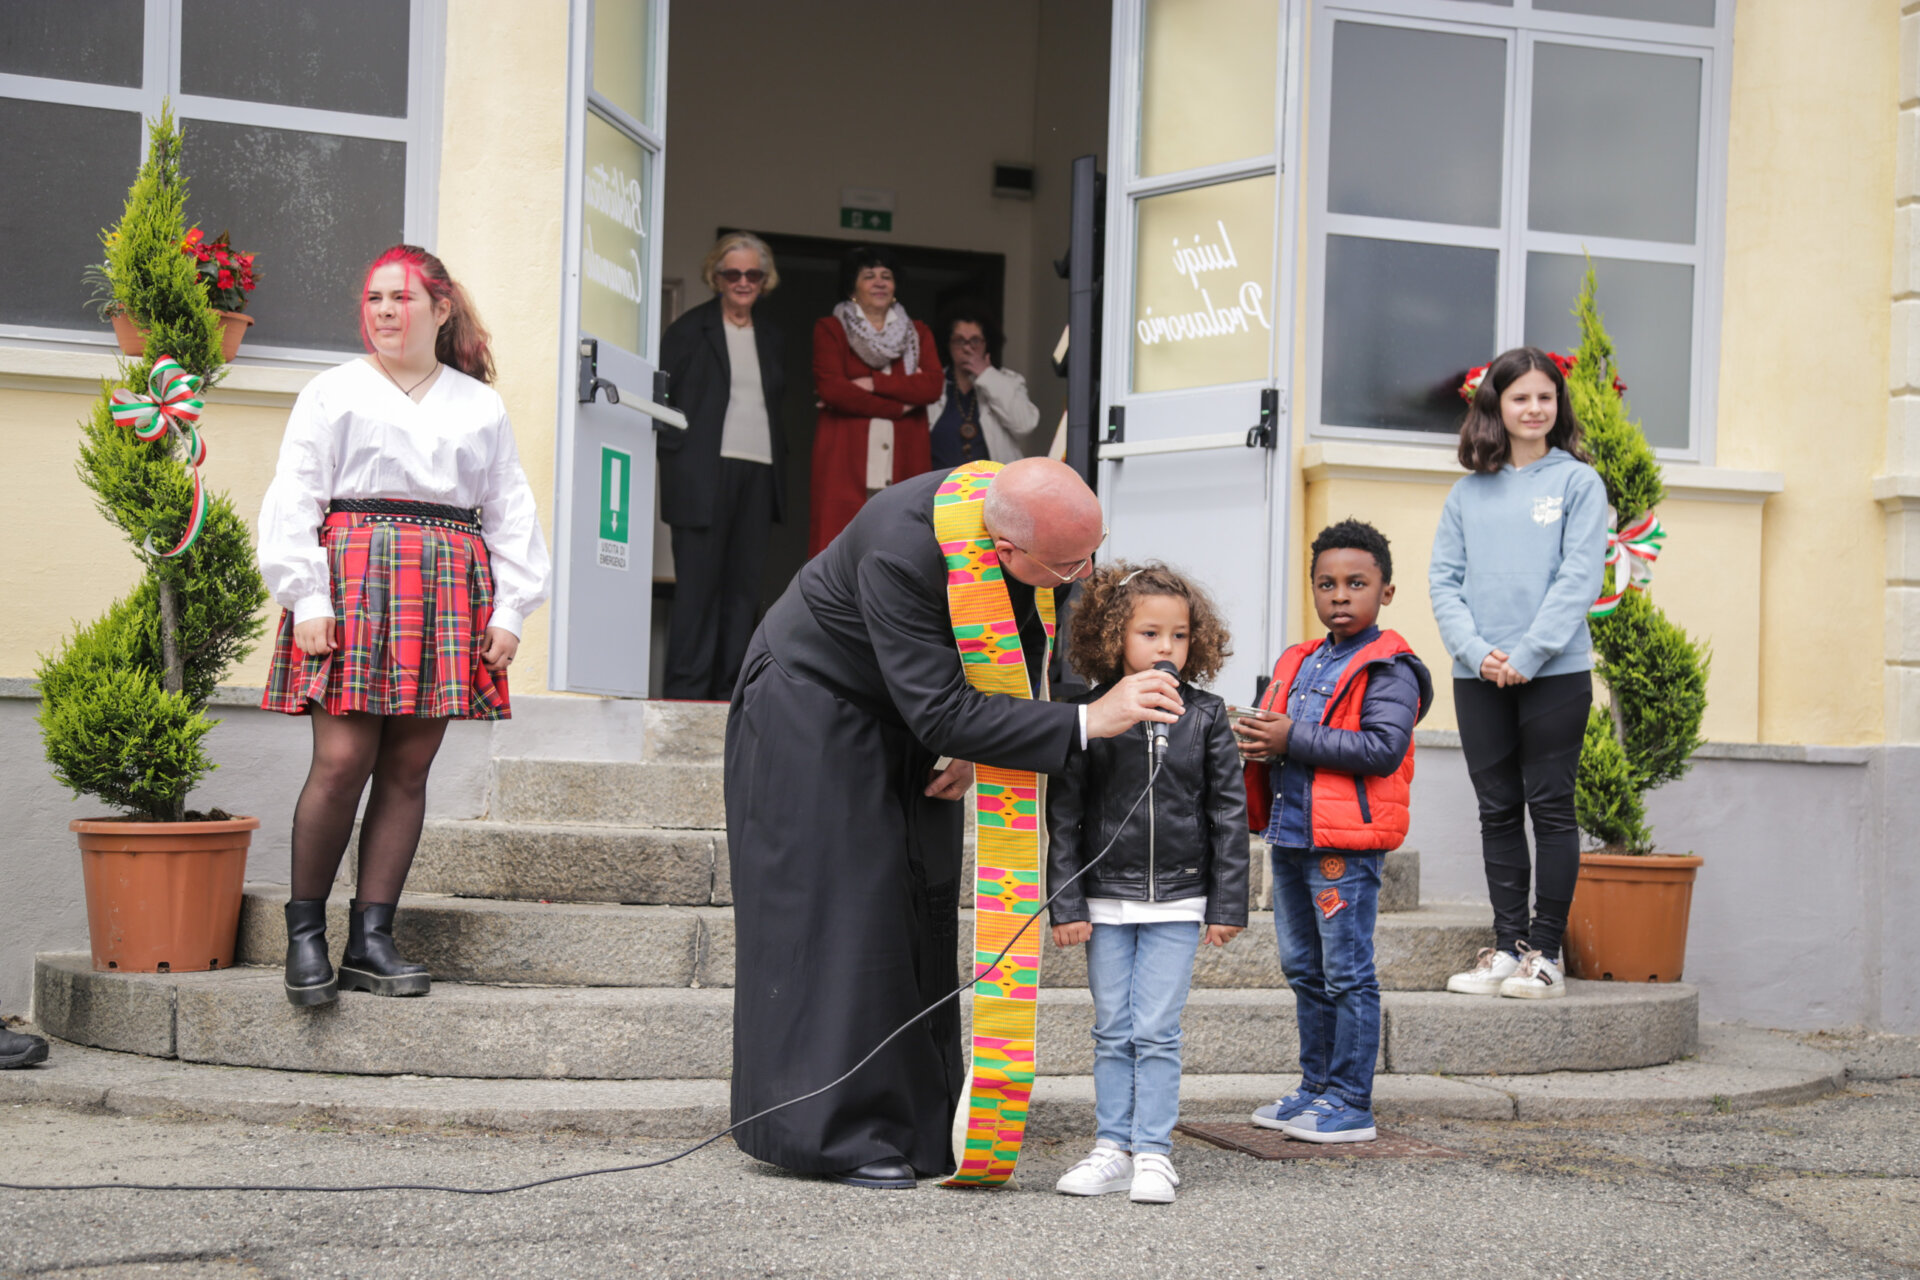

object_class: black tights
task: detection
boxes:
[289,705,451,903]
[1453,672,1592,960]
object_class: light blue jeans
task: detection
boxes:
[1085,919,1203,1155]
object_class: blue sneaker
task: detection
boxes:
[1279,1096,1377,1144]
[1250,1087,1319,1130]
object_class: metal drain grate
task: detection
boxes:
[1175,1121,1464,1160]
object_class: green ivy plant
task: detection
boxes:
[1567,261,1711,854]
[37,103,268,822]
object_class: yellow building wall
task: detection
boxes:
[434,0,570,696]
[1717,0,1896,743]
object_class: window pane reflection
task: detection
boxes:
[593,0,653,126]
[1525,253,1693,449]
[0,0,143,86]
[181,0,410,117]
[1139,0,1278,177]
[184,119,406,350]
[0,98,142,328]
[1530,43,1701,244]
[1328,21,1507,228]
[1537,0,1713,27]
[1322,235,1498,433]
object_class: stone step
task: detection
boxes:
[634,701,728,763]
[390,818,1422,915]
[34,952,1697,1080]
[0,1025,1842,1139]
[236,888,1489,991]
[392,821,733,906]
[493,758,726,829]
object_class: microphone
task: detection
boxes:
[1150,660,1182,763]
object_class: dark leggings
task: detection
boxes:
[288,705,451,903]
[1453,672,1592,959]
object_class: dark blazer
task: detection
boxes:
[657,297,786,528]
[1046,683,1250,929]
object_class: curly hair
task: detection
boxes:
[1311,519,1393,584]
[1067,561,1232,688]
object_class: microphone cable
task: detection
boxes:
[0,756,1166,1196]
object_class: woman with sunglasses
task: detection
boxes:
[657,232,788,700]
[807,245,944,556]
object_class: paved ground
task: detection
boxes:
[0,1038,1913,1280]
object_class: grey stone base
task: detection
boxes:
[0,1024,1840,1141]
[34,953,1697,1079]
[236,888,1489,991]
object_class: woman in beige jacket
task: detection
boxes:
[928,299,1049,467]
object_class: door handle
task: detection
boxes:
[576,338,688,430]
[1245,387,1279,450]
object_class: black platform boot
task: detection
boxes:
[337,900,431,997]
[283,899,338,1007]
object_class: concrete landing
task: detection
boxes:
[33,953,1698,1079]
[0,1024,1840,1140]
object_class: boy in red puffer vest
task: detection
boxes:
[1232,519,1432,1145]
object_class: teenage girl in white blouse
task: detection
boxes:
[256,245,550,1007]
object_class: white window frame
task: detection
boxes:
[1303,0,1734,462]
[0,0,445,370]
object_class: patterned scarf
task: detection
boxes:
[834,299,920,374]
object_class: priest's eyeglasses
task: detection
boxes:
[1005,525,1108,584]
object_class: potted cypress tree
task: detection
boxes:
[1565,263,1712,982]
[37,104,269,974]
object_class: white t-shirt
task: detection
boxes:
[720,322,773,465]
[1086,896,1207,925]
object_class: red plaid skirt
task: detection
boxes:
[261,510,511,719]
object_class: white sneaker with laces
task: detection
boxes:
[1129,1152,1179,1204]
[1446,947,1520,995]
[1055,1140,1133,1196]
[1499,946,1568,1000]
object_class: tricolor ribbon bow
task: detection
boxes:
[1590,508,1665,618]
[109,356,208,558]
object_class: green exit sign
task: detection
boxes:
[840,208,892,232]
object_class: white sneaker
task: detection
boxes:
[1446,947,1520,995]
[1499,946,1568,1000]
[1129,1152,1179,1204]
[1055,1140,1133,1195]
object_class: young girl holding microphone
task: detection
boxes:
[1429,347,1607,1001]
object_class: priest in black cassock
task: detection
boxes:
[724,458,1182,1189]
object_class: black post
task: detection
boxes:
[1064,154,1104,490]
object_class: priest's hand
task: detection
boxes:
[1085,668,1184,740]
[925,757,975,801]
[1052,921,1092,948]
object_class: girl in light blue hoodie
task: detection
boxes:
[1428,348,1607,1001]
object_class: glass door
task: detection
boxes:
[1099,0,1299,703]
[549,0,677,696]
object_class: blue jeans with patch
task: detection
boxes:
[1085,919,1203,1155]
[1271,848,1382,1111]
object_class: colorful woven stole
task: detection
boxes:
[932,460,1055,1189]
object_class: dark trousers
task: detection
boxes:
[1453,671,1593,959]
[664,458,774,701]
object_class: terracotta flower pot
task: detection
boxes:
[107,311,252,361]
[72,815,259,973]
[1563,851,1703,983]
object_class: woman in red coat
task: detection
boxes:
[809,245,943,555]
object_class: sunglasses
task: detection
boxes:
[716,268,766,284]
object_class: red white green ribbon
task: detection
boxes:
[109,357,208,558]
[1591,509,1664,617]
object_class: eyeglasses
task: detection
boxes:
[950,335,987,350]
[716,268,766,284]
[1003,525,1109,585]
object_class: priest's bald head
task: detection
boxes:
[981,458,1106,588]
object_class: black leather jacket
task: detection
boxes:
[1046,684,1249,928]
